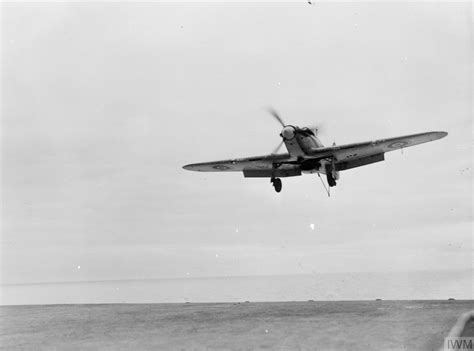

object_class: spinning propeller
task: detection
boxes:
[267,108,285,127]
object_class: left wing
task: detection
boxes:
[183,153,301,177]
[308,131,448,171]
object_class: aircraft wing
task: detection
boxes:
[308,131,448,171]
[183,153,302,177]
[183,131,447,176]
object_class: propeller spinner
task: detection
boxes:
[281,126,296,140]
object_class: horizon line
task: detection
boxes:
[2,268,471,287]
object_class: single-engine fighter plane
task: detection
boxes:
[183,109,448,193]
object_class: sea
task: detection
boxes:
[1,270,472,305]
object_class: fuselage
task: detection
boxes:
[282,126,339,179]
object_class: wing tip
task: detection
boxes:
[435,131,448,139]
[183,164,196,171]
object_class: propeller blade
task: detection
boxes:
[267,107,286,127]
[271,140,285,154]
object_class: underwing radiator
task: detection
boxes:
[243,169,302,178]
[335,153,385,171]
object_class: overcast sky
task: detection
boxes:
[1,2,472,288]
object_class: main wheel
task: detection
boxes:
[325,164,337,187]
[273,178,282,193]
[326,173,336,187]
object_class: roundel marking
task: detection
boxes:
[213,165,230,170]
[388,141,408,149]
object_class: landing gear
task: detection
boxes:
[326,173,337,187]
[325,164,337,187]
[271,177,282,193]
